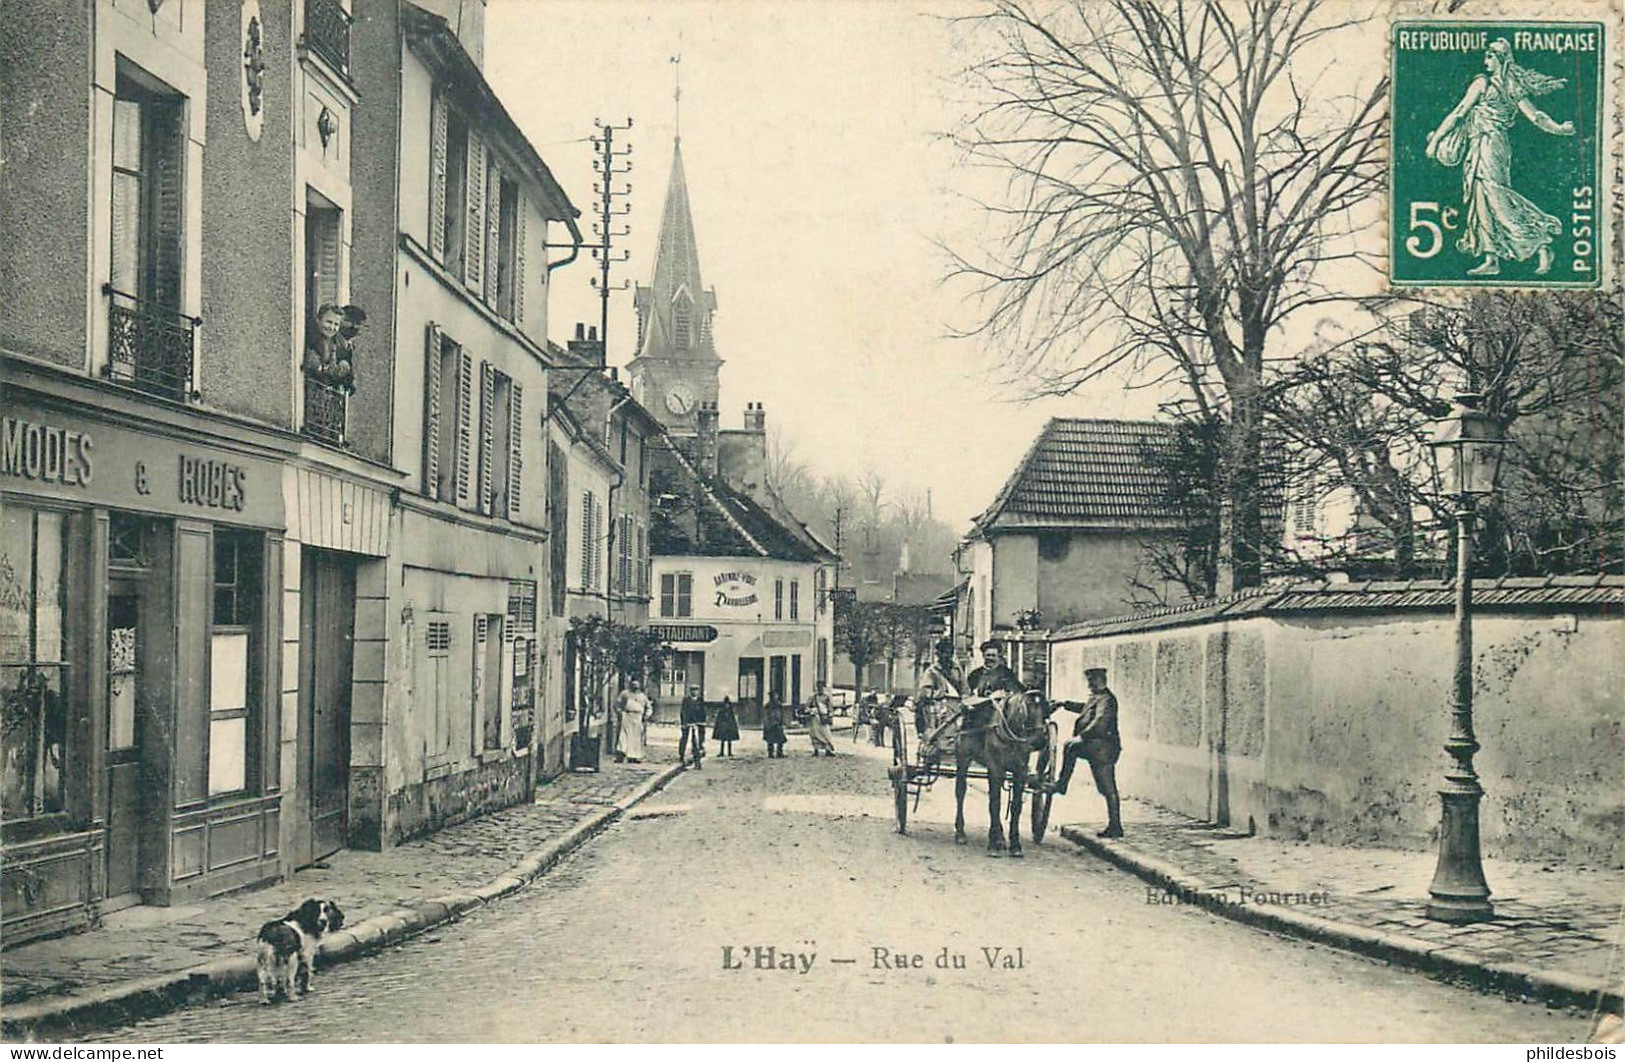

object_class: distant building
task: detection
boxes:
[957,418,1189,678]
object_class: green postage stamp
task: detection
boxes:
[1390,21,1606,288]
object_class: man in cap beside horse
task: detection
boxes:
[1049,666,1124,838]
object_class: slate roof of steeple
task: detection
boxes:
[633,139,719,362]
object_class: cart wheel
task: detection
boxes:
[894,772,909,834]
[1031,746,1056,844]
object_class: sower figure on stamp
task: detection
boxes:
[1050,666,1123,839]
[1426,37,1574,277]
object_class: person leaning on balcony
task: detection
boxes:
[1048,667,1123,838]
[303,303,360,392]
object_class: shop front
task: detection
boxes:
[2,379,291,944]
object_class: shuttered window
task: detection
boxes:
[580,491,596,590]
[512,193,527,326]
[305,192,343,333]
[464,129,486,293]
[506,382,524,521]
[548,441,568,615]
[428,90,449,262]
[427,331,464,503]
[454,349,473,508]
[110,74,185,311]
[438,107,469,277]
[477,362,496,514]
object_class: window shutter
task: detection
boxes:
[513,193,527,327]
[507,382,524,520]
[580,492,592,589]
[484,162,502,306]
[464,130,485,292]
[149,96,186,312]
[455,349,473,508]
[423,324,443,495]
[477,362,495,514]
[429,91,449,262]
[315,211,341,308]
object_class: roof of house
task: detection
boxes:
[648,435,829,564]
[970,418,1183,536]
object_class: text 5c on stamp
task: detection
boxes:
[1390,21,1605,288]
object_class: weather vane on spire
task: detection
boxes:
[670,43,683,140]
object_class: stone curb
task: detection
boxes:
[1058,825,1623,1016]
[2,762,687,1041]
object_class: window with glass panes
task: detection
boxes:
[0,507,68,820]
[210,530,262,796]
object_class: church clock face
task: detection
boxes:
[665,382,696,416]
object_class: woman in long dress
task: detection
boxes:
[614,679,653,764]
[1426,38,1575,277]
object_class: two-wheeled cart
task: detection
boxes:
[885,700,1078,844]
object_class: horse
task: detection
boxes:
[919,690,1049,857]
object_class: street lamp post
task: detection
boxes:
[1425,393,1506,924]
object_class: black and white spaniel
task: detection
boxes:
[256,898,344,1004]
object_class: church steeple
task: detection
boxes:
[629,77,723,434]
[633,138,718,363]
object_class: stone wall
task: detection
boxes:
[1049,580,1625,865]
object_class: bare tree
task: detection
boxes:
[951,0,1387,589]
[1274,292,1624,575]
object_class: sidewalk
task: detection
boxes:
[1059,797,1625,1015]
[2,739,684,1040]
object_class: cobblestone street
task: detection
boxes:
[90,738,1595,1043]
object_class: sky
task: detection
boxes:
[481,0,1172,534]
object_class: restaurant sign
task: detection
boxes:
[648,624,719,644]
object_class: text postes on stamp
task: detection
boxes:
[1390,21,1605,289]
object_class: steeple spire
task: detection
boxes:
[670,50,682,141]
[631,126,717,363]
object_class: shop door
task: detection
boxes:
[768,655,787,706]
[298,552,355,866]
[737,657,762,709]
[104,578,148,907]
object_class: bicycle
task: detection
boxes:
[681,720,706,770]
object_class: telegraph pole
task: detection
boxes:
[589,117,634,357]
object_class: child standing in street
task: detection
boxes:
[713,696,740,757]
[761,696,787,759]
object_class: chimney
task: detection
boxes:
[568,323,605,366]
[695,400,720,479]
[743,401,766,433]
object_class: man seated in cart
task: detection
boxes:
[953,639,1026,737]
[914,638,964,738]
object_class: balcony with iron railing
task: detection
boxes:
[104,286,198,401]
[301,0,352,76]
[302,376,348,446]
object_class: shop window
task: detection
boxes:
[210,530,262,796]
[1,508,68,822]
[659,572,692,618]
